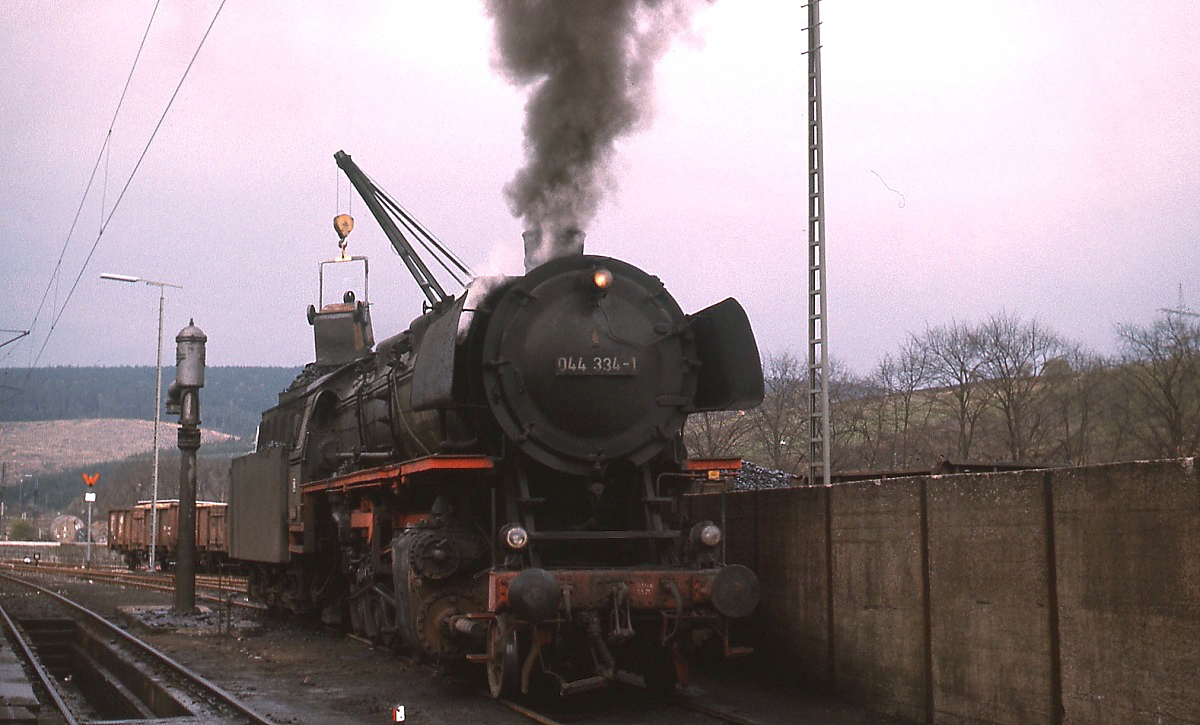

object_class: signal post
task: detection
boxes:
[83,473,99,567]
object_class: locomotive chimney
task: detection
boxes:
[522,227,585,272]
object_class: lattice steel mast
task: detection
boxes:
[1159,284,1200,318]
[806,1,831,486]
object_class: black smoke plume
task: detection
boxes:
[485,0,700,270]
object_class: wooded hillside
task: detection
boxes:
[685,312,1200,477]
[0,366,299,440]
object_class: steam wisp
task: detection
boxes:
[485,0,701,270]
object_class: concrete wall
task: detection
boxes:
[0,541,123,566]
[926,472,1057,724]
[686,458,1200,724]
[832,479,928,721]
[1053,461,1200,723]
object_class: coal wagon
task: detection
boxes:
[108,500,228,571]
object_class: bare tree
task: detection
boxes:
[870,338,935,468]
[922,321,989,460]
[977,312,1065,461]
[826,358,878,472]
[684,410,755,459]
[736,309,1200,474]
[1041,347,1108,465]
[743,352,807,474]
[843,369,889,471]
[1114,314,1200,458]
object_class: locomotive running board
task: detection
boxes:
[527,530,680,541]
[682,458,743,473]
[302,454,495,494]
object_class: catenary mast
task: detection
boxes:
[806,1,831,486]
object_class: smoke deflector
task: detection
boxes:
[687,298,765,412]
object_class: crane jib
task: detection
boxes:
[333,150,453,309]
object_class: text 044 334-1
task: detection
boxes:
[556,355,638,376]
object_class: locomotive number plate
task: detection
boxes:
[556,355,639,376]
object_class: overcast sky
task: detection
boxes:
[2,0,1197,378]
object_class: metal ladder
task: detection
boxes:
[806,0,830,487]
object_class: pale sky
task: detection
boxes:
[2,1,1197,377]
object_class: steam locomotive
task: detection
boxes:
[226,152,764,696]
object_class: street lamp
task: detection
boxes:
[101,272,182,572]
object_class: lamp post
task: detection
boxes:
[101,272,182,572]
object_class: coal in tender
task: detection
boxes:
[732,462,793,490]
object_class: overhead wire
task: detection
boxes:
[15,0,164,367]
[2,0,229,402]
[102,132,110,234]
[39,0,231,353]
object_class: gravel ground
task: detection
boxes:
[3,571,907,725]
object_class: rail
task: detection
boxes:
[0,561,263,611]
[0,601,81,724]
[0,571,276,724]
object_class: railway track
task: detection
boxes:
[483,680,779,725]
[0,562,262,611]
[670,694,775,725]
[10,566,828,724]
[2,561,247,591]
[350,624,778,725]
[0,571,275,724]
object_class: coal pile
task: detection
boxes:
[733,462,793,490]
[118,604,261,636]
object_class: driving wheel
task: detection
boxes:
[486,616,521,699]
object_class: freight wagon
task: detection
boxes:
[107,500,228,571]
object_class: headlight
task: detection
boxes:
[502,525,529,550]
[691,521,722,549]
[592,267,613,291]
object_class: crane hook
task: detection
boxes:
[334,214,354,260]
